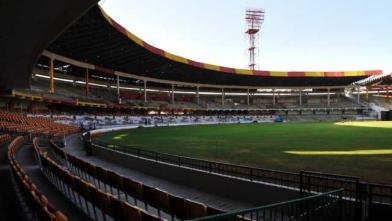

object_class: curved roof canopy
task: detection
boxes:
[44,5,382,87]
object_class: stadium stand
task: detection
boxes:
[43,139,225,220]
[8,136,68,221]
[1,1,392,220]
[0,110,79,136]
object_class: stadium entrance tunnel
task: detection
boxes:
[285,149,392,155]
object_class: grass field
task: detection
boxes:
[94,121,392,183]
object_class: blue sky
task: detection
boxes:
[99,0,392,73]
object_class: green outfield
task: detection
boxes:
[94,121,392,183]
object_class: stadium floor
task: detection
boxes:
[65,134,255,211]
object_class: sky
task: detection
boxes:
[99,0,392,73]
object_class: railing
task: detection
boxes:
[368,183,392,221]
[88,139,392,221]
[188,189,344,221]
[299,171,361,221]
[92,140,301,189]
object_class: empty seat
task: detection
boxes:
[169,195,188,219]
[143,185,170,215]
[187,199,207,219]
[123,177,144,204]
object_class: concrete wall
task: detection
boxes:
[92,144,300,205]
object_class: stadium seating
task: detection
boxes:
[24,77,367,113]
[0,134,11,143]
[45,139,225,220]
[8,136,67,221]
[35,138,163,221]
[0,110,79,136]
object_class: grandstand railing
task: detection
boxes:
[367,183,392,221]
[92,140,301,188]
[90,139,392,221]
[188,188,344,221]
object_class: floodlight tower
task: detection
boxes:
[245,9,265,70]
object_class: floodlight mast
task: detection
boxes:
[245,9,265,70]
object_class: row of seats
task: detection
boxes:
[8,136,67,221]
[34,138,162,221]
[49,140,224,220]
[0,110,79,136]
[0,134,11,143]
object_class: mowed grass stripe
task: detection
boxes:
[95,122,392,183]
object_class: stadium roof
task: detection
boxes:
[43,5,382,88]
[0,0,98,90]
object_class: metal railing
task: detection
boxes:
[367,183,392,221]
[90,139,392,221]
[93,140,301,188]
[188,189,344,221]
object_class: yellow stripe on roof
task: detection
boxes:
[235,69,252,75]
[164,52,189,64]
[270,71,288,77]
[100,7,113,25]
[344,71,365,76]
[126,31,143,46]
[204,63,221,72]
[305,72,324,77]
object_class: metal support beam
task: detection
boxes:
[357,87,360,104]
[272,89,276,106]
[365,87,368,101]
[221,88,225,106]
[143,80,147,103]
[247,89,250,105]
[116,74,120,104]
[171,84,175,104]
[196,86,200,105]
[299,89,302,106]
[85,68,89,97]
[327,88,330,106]
[49,58,54,93]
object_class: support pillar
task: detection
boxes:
[327,88,330,106]
[221,88,225,106]
[299,89,302,106]
[365,87,368,101]
[196,86,200,105]
[171,85,175,104]
[247,89,250,106]
[49,58,54,93]
[116,75,120,104]
[85,68,89,97]
[356,86,360,104]
[143,80,147,103]
[272,89,276,106]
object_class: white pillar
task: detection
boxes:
[272,89,276,106]
[221,88,225,106]
[327,88,330,106]
[356,86,360,104]
[247,89,250,105]
[196,86,200,105]
[299,89,302,106]
[143,80,147,103]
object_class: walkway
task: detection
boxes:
[65,134,255,212]
[16,143,91,220]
